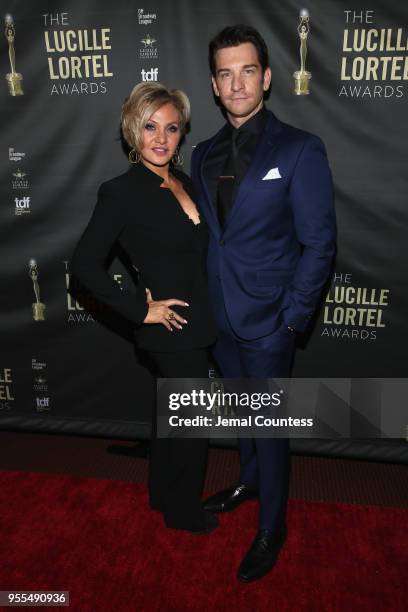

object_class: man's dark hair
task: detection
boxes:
[208,24,269,76]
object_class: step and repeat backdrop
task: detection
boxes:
[1,0,407,460]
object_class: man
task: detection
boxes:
[191,24,336,582]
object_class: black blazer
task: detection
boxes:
[70,162,217,352]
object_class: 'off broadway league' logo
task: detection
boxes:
[138,9,157,25]
[9,147,26,162]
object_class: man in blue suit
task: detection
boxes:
[191,25,336,581]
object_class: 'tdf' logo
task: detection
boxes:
[36,397,50,411]
[15,196,30,209]
[141,68,159,81]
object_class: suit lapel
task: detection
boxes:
[196,111,283,235]
[197,125,228,237]
[225,112,283,229]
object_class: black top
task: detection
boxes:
[203,106,269,205]
[70,162,217,352]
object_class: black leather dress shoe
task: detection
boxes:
[238,525,287,582]
[164,510,219,534]
[203,484,258,513]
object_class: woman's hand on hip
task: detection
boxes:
[143,288,189,331]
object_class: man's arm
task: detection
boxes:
[283,135,336,333]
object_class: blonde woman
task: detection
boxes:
[71,82,217,533]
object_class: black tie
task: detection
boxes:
[216,129,240,229]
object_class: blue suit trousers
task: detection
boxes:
[212,281,295,530]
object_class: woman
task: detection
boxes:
[70,82,217,533]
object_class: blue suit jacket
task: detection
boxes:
[191,110,336,340]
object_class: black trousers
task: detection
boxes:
[144,348,210,525]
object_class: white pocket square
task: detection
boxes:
[262,167,282,180]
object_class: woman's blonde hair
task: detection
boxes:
[121,82,190,151]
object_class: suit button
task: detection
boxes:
[219,239,225,246]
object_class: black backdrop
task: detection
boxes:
[1,0,407,462]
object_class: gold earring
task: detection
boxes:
[128,149,140,164]
[171,147,183,166]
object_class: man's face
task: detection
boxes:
[212,42,271,125]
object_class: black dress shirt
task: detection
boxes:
[70,162,217,352]
[203,106,269,207]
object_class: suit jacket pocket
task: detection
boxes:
[253,179,286,191]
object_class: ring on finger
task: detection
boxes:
[167,312,175,321]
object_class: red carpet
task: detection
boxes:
[0,470,406,612]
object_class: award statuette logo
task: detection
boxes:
[293,9,311,96]
[28,259,46,321]
[141,34,156,48]
[4,13,23,96]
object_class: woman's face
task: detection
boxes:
[139,102,181,169]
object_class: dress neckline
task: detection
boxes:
[131,161,201,226]
[160,182,201,226]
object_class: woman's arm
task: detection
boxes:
[70,181,149,326]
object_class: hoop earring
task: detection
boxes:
[128,149,140,164]
[171,147,183,166]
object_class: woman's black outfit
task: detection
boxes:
[70,162,217,531]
